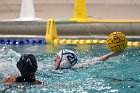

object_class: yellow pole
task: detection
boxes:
[74,0,87,19]
[45,19,58,44]
[70,0,92,22]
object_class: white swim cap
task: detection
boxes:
[57,49,77,69]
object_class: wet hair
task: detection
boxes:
[17,54,38,77]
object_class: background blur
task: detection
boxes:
[1,0,140,20]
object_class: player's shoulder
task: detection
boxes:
[3,76,17,83]
[34,80,47,85]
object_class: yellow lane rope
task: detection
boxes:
[54,39,140,47]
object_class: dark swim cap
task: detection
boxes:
[17,54,38,76]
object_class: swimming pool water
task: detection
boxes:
[0,44,140,93]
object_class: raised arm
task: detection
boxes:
[73,52,121,69]
[97,52,120,61]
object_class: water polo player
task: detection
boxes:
[54,49,119,70]
[3,54,47,85]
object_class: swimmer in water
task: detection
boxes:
[3,54,47,85]
[54,49,119,70]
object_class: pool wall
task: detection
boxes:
[0,20,140,40]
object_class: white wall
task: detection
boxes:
[1,0,140,4]
[34,0,140,4]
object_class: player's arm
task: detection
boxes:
[97,52,120,61]
[73,58,98,69]
[3,77,16,83]
[73,62,89,69]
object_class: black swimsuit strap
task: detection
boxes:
[16,76,36,83]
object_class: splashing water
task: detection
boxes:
[0,46,21,78]
[0,44,140,93]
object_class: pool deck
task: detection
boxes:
[0,0,140,39]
